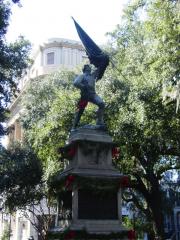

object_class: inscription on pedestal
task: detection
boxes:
[78,189,118,220]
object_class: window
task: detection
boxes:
[47,52,55,65]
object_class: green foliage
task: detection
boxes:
[21,71,75,129]
[0,225,11,240]
[0,143,43,211]
[103,0,180,238]
[0,0,31,135]
[21,70,97,179]
[145,0,180,110]
[105,0,180,175]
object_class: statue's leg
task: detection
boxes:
[72,108,84,128]
[72,99,88,129]
[90,95,105,125]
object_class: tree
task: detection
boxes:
[144,0,180,111]
[0,0,31,136]
[102,0,180,238]
[21,70,96,178]
[0,143,43,211]
[0,143,54,239]
[21,197,56,240]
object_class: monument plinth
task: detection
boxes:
[49,128,132,240]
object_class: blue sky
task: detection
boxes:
[7,0,128,47]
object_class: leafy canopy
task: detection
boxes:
[102,0,180,238]
[0,143,43,211]
[0,0,31,135]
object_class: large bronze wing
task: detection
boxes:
[72,17,109,80]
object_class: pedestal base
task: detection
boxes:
[48,223,130,240]
[68,219,126,233]
[49,128,132,239]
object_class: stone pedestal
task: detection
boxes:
[49,128,131,239]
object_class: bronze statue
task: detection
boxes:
[72,18,109,130]
[72,64,105,129]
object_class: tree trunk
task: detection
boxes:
[148,233,156,240]
[141,173,166,240]
[152,205,165,239]
[148,187,165,240]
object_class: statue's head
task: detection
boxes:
[83,64,91,73]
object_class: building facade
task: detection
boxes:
[18,38,87,92]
